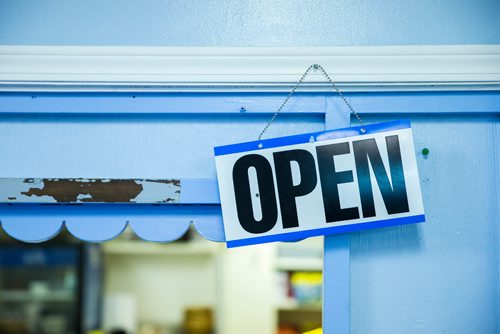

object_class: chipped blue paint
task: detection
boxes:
[0,178,180,204]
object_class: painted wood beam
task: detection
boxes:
[0,178,220,204]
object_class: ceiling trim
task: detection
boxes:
[1,45,499,92]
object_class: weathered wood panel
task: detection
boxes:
[0,178,180,204]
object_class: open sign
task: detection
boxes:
[215,120,425,248]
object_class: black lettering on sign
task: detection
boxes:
[353,135,409,218]
[232,154,278,234]
[316,142,360,222]
[273,149,318,229]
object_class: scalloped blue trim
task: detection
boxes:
[0,204,225,243]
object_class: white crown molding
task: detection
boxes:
[0,45,499,92]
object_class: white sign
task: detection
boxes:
[215,120,425,248]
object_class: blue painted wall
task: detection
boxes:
[351,114,499,334]
[1,0,499,46]
[0,92,498,333]
[0,0,499,332]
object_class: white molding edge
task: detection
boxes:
[1,45,499,92]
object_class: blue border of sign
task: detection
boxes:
[214,119,411,156]
[226,214,425,248]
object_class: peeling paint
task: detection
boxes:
[21,179,143,202]
[76,193,93,201]
[0,178,181,204]
[134,179,180,204]
[145,179,181,187]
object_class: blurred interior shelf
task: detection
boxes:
[102,240,218,256]
[277,300,322,312]
[275,257,323,271]
[0,290,73,302]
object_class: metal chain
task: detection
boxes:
[258,64,365,141]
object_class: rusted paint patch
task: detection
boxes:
[0,178,181,204]
[21,179,143,202]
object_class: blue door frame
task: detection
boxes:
[0,90,499,333]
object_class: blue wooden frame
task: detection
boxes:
[323,98,351,333]
[1,90,499,334]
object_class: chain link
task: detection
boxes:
[258,64,365,141]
